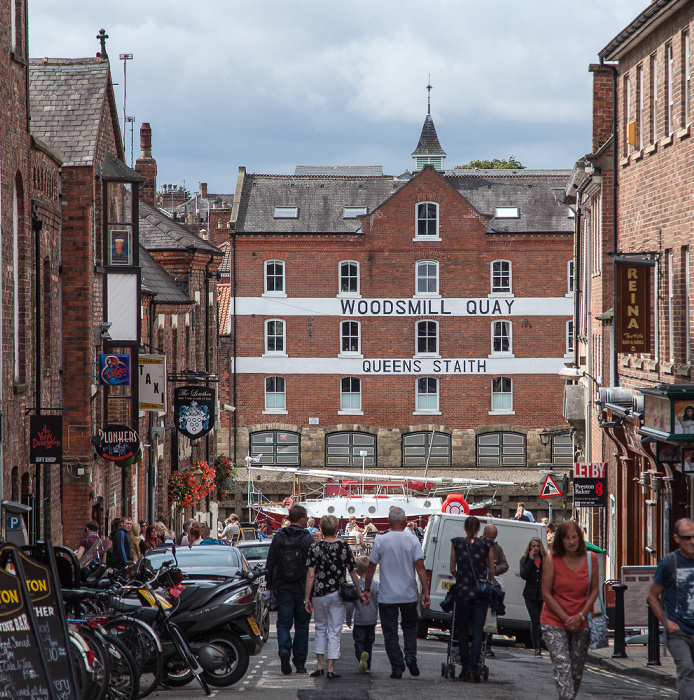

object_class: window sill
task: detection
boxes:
[414,354,441,360]
[619,155,630,167]
[662,134,674,147]
[488,353,515,359]
[565,292,574,298]
[412,237,442,242]
[678,125,691,140]
[645,143,658,156]
[413,410,441,416]
[338,353,363,359]
[262,352,288,358]
[262,292,287,298]
[338,410,364,416]
[337,293,362,299]
[488,410,515,416]
[488,292,514,299]
[413,293,442,299]
[633,149,644,162]
[262,409,288,415]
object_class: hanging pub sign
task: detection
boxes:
[573,462,608,507]
[29,415,63,465]
[98,353,131,386]
[94,424,141,463]
[614,257,654,355]
[174,386,215,439]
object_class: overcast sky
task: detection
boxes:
[29,1,646,195]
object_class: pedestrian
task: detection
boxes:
[648,517,694,699]
[257,522,270,540]
[200,524,219,545]
[163,528,176,545]
[346,556,379,674]
[450,515,495,682]
[222,514,240,542]
[143,524,161,551]
[265,505,314,675]
[520,536,547,656]
[179,518,194,546]
[482,523,508,657]
[513,502,535,522]
[312,530,323,543]
[129,522,144,561]
[541,520,598,700]
[76,521,103,562]
[155,521,167,542]
[547,522,557,548]
[362,506,431,679]
[188,522,203,546]
[112,516,134,568]
[306,518,318,535]
[304,515,362,678]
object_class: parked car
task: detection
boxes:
[233,540,271,573]
[146,544,250,583]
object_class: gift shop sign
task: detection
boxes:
[615,258,654,354]
[573,462,607,507]
[29,415,62,464]
[174,386,216,439]
[94,425,141,463]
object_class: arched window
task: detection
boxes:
[490,259,512,294]
[264,259,285,296]
[340,377,361,412]
[491,320,512,356]
[416,320,439,356]
[339,261,360,296]
[415,202,439,238]
[264,319,286,355]
[264,376,286,412]
[491,376,513,412]
[340,320,361,356]
[250,430,299,466]
[402,431,451,467]
[326,431,376,468]
[415,260,439,296]
[416,377,439,413]
[476,431,526,467]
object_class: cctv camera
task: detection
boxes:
[559,367,583,381]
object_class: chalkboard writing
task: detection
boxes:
[18,552,77,700]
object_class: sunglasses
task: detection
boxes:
[677,534,694,541]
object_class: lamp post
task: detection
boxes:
[360,450,368,499]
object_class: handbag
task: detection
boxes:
[586,551,609,649]
[339,581,360,602]
[440,584,457,613]
[466,539,493,598]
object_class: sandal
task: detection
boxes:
[309,669,324,677]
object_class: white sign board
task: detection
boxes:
[621,565,657,627]
[139,354,167,411]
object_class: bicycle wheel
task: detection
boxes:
[75,627,110,700]
[104,617,163,698]
[69,629,98,700]
[101,633,139,700]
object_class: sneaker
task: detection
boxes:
[485,649,495,657]
[405,658,420,677]
[471,669,481,683]
[295,666,307,674]
[359,651,369,674]
[390,671,403,679]
[280,651,292,675]
[458,668,470,682]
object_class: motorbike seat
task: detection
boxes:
[174,583,217,613]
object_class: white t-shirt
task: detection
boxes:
[369,530,424,604]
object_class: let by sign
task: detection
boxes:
[615,259,653,354]
[574,462,607,507]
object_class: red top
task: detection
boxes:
[540,553,595,629]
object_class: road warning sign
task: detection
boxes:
[540,473,562,498]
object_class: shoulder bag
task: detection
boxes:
[586,552,609,649]
[466,539,494,598]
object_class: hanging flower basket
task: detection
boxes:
[214,454,238,500]
[168,460,215,510]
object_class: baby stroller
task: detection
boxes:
[441,599,490,681]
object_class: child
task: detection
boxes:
[346,556,379,674]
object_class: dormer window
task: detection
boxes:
[495,206,520,219]
[343,206,367,219]
[274,207,298,218]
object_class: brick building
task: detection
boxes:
[567,0,694,576]
[220,113,575,519]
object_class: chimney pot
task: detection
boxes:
[200,182,208,198]
[140,123,152,158]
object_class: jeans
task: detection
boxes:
[275,590,311,668]
[379,602,418,673]
[456,597,489,673]
[353,624,376,666]
[312,590,345,660]
[667,629,694,700]
[524,597,544,650]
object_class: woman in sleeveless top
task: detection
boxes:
[541,520,598,700]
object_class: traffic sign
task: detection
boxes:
[6,516,21,531]
[540,473,562,498]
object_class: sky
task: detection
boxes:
[29,0,648,195]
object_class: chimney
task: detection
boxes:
[135,122,157,208]
[200,182,208,198]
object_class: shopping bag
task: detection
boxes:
[483,608,498,634]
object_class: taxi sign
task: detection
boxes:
[540,473,562,498]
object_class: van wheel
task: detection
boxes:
[416,619,428,639]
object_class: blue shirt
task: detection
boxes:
[654,550,694,634]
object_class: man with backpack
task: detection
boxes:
[648,517,694,699]
[265,504,314,675]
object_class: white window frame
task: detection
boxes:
[339,320,362,358]
[490,320,514,358]
[566,319,574,357]
[338,260,360,298]
[667,43,674,136]
[494,206,520,219]
[414,201,441,241]
[415,377,440,415]
[415,260,440,297]
[263,318,287,357]
[652,53,659,143]
[685,32,691,126]
[625,74,632,155]
[490,376,514,415]
[274,206,298,218]
[263,376,287,414]
[339,377,363,415]
[415,320,440,358]
[637,65,644,150]
[567,260,574,295]
[490,259,513,296]
[263,259,287,298]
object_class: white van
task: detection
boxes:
[417,513,546,643]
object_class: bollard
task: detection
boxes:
[647,602,661,666]
[612,584,628,659]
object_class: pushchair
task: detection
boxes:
[441,599,490,681]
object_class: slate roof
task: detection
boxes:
[29,58,112,167]
[139,246,193,304]
[217,284,231,334]
[170,192,234,217]
[234,175,405,234]
[139,200,222,254]
[233,169,573,235]
[412,114,446,157]
[295,165,383,176]
[218,241,231,275]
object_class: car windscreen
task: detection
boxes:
[235,545,269,561]
[146,548,243,570]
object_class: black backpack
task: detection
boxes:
[277,529,307,582]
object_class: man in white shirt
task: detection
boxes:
[362,507,430,679]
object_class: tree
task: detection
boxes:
[455,156,525,170]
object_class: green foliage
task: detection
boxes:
[455,156,525,170]
[214,454,238,500]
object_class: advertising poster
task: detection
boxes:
[98,354,131,386]
[29,416,62,465]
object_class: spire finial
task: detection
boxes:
[427,77,432,116]
[97,28,109,59]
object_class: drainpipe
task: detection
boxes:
[148,301,157,524]
[232,231,237,464]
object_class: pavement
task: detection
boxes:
[587,636,677,689]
